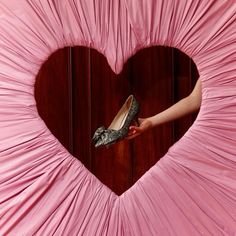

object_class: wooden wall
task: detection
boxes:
[35,46,199,195]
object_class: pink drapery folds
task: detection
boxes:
[0,0,236,235]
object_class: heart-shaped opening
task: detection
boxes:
[35,45,199,195]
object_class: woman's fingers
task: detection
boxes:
[125,126,142,139]
[125,118,150,140]
[125,132,140,140]
[125,134,136,140]
[129,126,143,133]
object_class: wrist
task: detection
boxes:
[146,117,155,129]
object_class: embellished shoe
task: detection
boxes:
[92,95,139,148]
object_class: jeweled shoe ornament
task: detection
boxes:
[92,126,106,143]
[92,95,139,148]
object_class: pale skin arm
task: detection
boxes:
[126,79,202,139]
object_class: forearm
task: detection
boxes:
[127,80,202,138]
[148,95,200,127]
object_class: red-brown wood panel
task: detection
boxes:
[129,46,174,183]
[173,49,199,140]
[35,48,72,152]
[90,48,133,195]
[71,46,92,169]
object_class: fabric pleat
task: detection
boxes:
[0,0,236,235]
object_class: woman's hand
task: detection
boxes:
[126,80,201,140]
[126,118,153,139]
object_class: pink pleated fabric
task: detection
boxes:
[0,0,236,235]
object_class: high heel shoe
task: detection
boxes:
[92,95,139,148]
